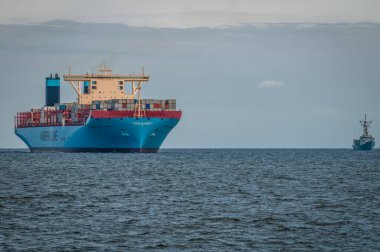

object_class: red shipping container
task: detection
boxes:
[154,103,161,109]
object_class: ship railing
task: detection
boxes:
[63,74,149,81]
[15,109,91,128]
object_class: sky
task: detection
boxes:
[1,0,380,27]
[0,1,379,148]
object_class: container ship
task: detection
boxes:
[353,114,375,151]
[14,66,182,152]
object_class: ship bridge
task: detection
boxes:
[63,65,149,105]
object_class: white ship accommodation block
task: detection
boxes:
[63,65,149,105]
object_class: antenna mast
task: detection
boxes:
[360,113,372,137]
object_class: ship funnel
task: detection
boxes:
[45,73,60,106]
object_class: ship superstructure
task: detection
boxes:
[14,65,181,152]
[353,114,375,151]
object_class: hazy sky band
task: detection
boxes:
[1,0,379,27]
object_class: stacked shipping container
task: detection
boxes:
[15,99,177,128]
[91,99,176,111]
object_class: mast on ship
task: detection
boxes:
[360,114,372,137]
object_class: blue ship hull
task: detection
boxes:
[352,139,375,151]
[15,117,180,153]
[353,141,375,151]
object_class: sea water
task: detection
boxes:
[1,149,379,251]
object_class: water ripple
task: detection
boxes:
[0,149,379,251]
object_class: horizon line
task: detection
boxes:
[0,147,376,150]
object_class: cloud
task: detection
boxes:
[258,80,286,88]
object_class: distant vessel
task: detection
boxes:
[353,114,375,151]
